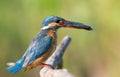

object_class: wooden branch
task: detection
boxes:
[40,36,74,77]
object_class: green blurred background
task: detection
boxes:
[0,0,120,77]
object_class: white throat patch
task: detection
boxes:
[41,26,51,30]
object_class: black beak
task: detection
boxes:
[64,20,93,31]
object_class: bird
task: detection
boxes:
[6,16,93,73]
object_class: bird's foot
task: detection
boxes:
[40,63,54,69]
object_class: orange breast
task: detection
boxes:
[47,30,56,38]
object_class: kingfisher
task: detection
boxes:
[7,16,93,73]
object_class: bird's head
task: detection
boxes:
[41,16,93,30]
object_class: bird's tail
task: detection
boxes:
[6,59,23,73]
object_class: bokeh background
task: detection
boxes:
[0,0,120,77]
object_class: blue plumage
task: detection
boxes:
[7,30,53,73]
[22,32,53,67]
[42,16,64,27]
[7,16,93,73]
[7,59,23,73]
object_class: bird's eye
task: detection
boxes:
[56,20,61,23]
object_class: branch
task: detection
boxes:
[40,36,74,77]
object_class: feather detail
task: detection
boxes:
[6,59,23,73]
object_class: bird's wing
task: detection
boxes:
[22,35,53,67]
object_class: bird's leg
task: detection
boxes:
[40,63,54,69]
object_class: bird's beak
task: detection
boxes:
[63,20,93,30]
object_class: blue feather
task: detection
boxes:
[7,59,23,73]
[22,34,53,67]
[7,30,54,73]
